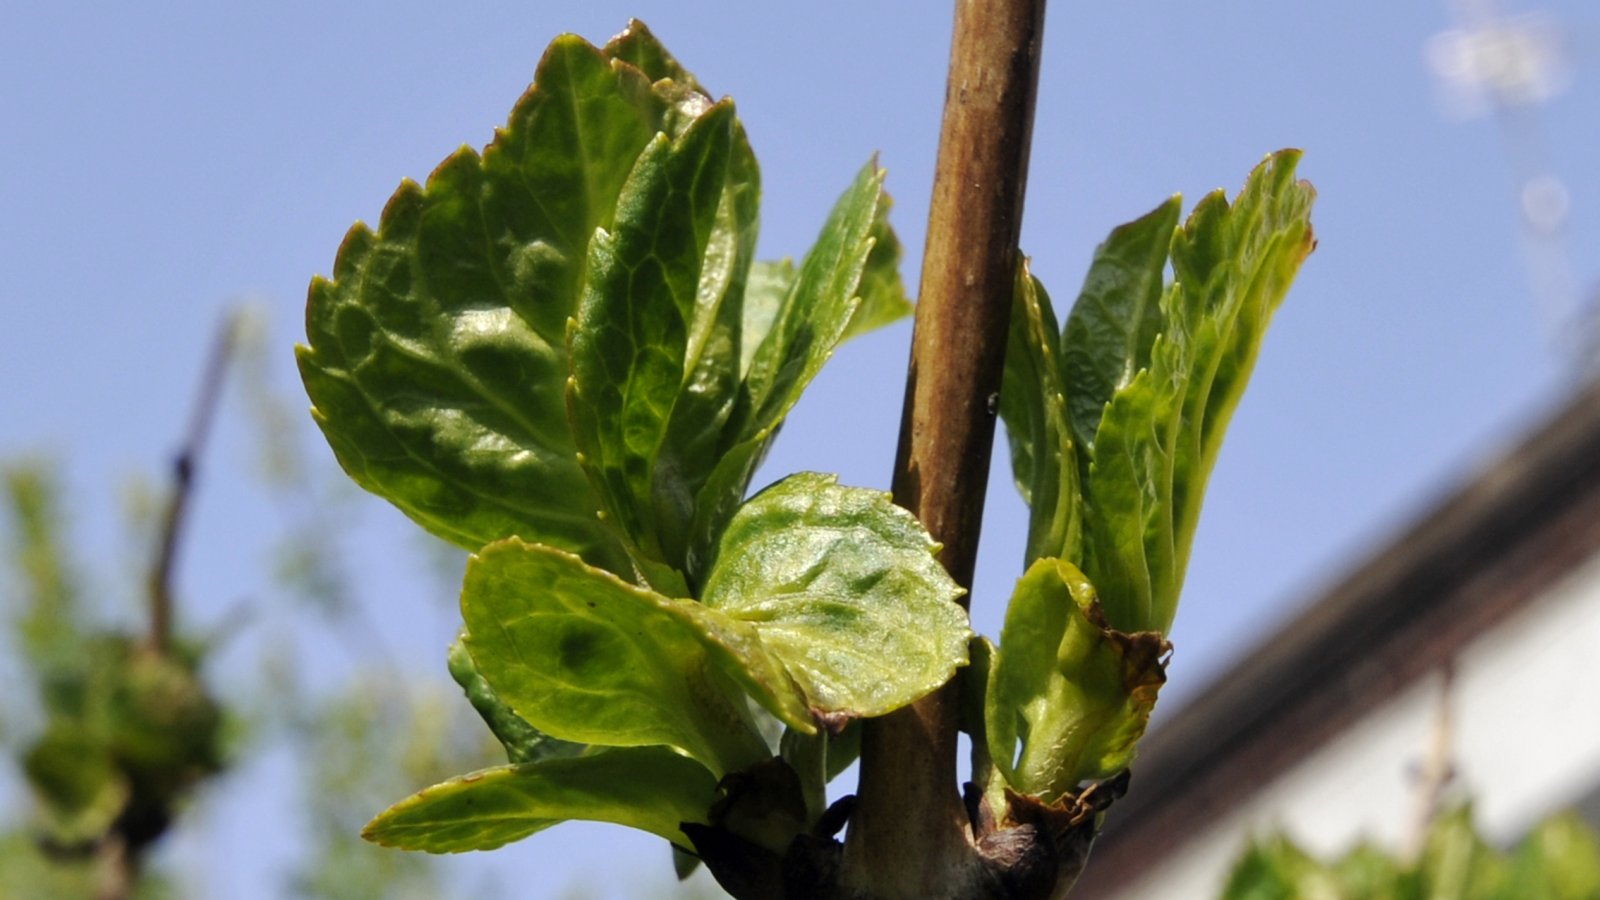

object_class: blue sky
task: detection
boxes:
[2,1,1596,896]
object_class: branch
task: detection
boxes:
[842,0,1047,896]
[1403,663,1457,861]
[146,312,239,655]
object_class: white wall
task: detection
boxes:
[1101,548,1600,899]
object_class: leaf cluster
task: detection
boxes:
[297,16,1328,896]
[297,21,970,867]
[982,153,1316,806]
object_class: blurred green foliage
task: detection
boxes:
[1,462,225,896]
[1222,805,1600,900]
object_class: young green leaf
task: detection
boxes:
[1165,150,1317,585]
[446,635,584,765]
[735,193,906,379]
[732,161,887,443]
[566,101,744,591]
[297,26,687,574]
[778,722,862,827]
[700,472,970,718]
[459,538,815,776]
[999,152,1313,633]
[1058,196,1181,459]
[3,464,84,681]
[843,191,914,340]
[738,260,797,379]
[604,19,705,92]
[362,746,718,853]
[1081,150,1314,633]
[1000,261,1082,568]
[301,18,910,595]
[985,557,1166,802]
[685,165,896,578]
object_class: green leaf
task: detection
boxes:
[567,101,745,591]
[362,746,718,853]
[1000,260,1082,567]
[684,166,899,581]
[1164,150,1316,588]
[985,558,1166,801]
[843,190,913,340]
[297,27,686,573]
[603,19,705,92]
[734,193,907,379]
[732,161,887,443]
[684,431,772,584]
[1001,153,1313,634]
[739,260,796,378]
[446,634,584,765]
[1080,150,1314,633]
[459,538,813,775]
[701,472,970,717]
[779,720,862,828]
[1058,196,1181,458]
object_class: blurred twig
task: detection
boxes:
[1403,663,1458,862]
[146,313,239,655]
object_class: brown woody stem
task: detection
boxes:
[841,0,1047,896]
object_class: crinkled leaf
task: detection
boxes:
[701,472,970,717]
[362,746,717,853]
[1058,196,1181,458]
[985,558,1166,802]
[1081,150,1314,633]
[567,101,745,591]
[297,28,696,573]
[1000,260,1082,567]
[460,539,813,776]
[447,634,583,764]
